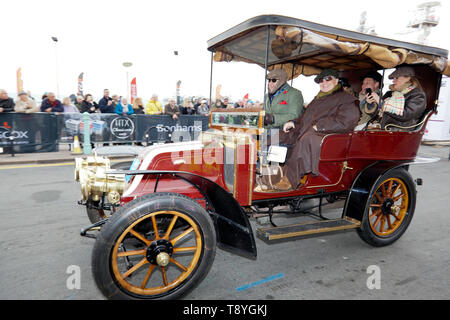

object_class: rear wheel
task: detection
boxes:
[357,168,416,247]
[92,193,216,300]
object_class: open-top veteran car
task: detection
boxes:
[74,15,450,299]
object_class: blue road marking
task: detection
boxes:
[236,273,284,291]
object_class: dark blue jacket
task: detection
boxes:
[98,96,114,113]
[40,98,63,112]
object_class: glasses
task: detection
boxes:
[267,78,278,83]
[318,76,335,83]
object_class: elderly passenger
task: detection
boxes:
[377,66,426,131]
[264,69,304,129]
[274,69,360,191]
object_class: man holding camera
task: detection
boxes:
[358,71,383,125]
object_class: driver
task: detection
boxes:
[264,69,304,129]
[274,69,360,191]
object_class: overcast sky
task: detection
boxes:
[1,0,449,103]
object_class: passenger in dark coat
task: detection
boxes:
[277,69,360,190]
[378,66,426,131]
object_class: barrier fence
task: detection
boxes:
[0,113,210,153]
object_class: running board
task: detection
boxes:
[256,217,360,241]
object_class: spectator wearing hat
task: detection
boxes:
[222,97,231,108]
[264,68,304,129]
[358,71,383,125]
[0,89,15,113]
[376,66,426,131]
[14,91,38,113]
[197,99,210,116]
[271,68,359,191]
[41,92,63,112]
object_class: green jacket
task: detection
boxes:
[265,84,304,129]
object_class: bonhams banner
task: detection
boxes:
[56,114,209,144]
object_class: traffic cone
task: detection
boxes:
[71,135,83,155]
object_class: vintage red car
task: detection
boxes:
[75,15,450,299]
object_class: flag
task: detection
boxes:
[130,77,137,104]
[215,85,222,100]
[77,73,84,96]
[16,68,23,93]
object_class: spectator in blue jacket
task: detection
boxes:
[41,92,63,112]
[115,98,134,115]
[98,89,114,113]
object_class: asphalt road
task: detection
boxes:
[0,145,449,300]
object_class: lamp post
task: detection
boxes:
[51,36,60,98]
[122,62,133,100]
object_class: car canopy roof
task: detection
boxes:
[207,15,450,79]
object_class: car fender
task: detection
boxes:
[114,170,257,260]
[343,160,416,222]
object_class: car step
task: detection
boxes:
[256,217,361,241]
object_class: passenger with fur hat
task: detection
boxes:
[264,68,304,129]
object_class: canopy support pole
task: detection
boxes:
[259,25,271,169]
[209,51,214,104]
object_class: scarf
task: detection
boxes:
[315,83,342,99]
[380,82,415,117]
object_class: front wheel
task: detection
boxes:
[92,193,216,300]
[357,168,416,247]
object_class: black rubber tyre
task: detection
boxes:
[86,201,108,224]
[357,168,416,247]
[91,192,216,300]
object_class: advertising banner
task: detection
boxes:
[0,113,58,153]
[131,77,137,104]
[57,114,209,144]
[1,113,210,153]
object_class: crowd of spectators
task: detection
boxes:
[0,88,263,116]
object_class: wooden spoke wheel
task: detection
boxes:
[357,168,416,247]
[92,193,216,300]
[368,178,408,237]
